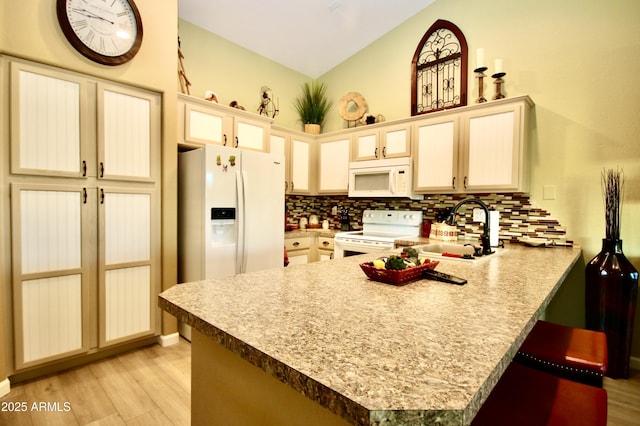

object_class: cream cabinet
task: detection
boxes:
[285,235,312,265]
[179,94,270,151]
[352,122,411,161]
[285,234,335,264]
[5,57,161,369]
[270,127,315,195]
[317,135,350,194]
[316,236,335,261]
[461,98,532,193]
[413,96,532,194]
[413,115,460,192]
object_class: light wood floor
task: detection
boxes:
[0,339,191,425]
[1,338,639,425]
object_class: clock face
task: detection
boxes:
[57,0,143,65]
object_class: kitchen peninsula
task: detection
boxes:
[159,244,581,425]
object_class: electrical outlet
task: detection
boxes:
[331,206,338,215]
[472,208,486,222]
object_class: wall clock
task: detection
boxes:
[56,0,143,66]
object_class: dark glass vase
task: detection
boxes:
[585,239,638,378]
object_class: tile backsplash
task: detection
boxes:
[286,194,569,244]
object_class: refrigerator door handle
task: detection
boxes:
[236,169,246,274]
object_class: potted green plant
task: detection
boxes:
[293,81,333,134]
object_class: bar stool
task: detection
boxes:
[471,362,608,426]
[515,320,608,387]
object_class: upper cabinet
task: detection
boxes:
[461,98,531,193]
[413,95,533,194]
[413,115,461,192]
[10,61,160,183]
[179,94,270,151]
[317,135,350,194]
[352,122,411,161]
[270,127,315,195]
[97,83,161,182]
[10,61,89,178]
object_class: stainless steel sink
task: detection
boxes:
[399,242,505,263]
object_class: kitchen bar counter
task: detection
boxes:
[159,243,581,425]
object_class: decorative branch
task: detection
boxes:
[602,167,624,240]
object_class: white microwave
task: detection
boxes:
[348,157,421,199]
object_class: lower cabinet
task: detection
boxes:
[317,237,335,261]
[285,233,335,265]
[285,235,312,265]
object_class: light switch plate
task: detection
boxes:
[543,185,557,200]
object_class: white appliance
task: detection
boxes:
[348,157,421,200]
[334,210,423,258]
[178,145,285,338]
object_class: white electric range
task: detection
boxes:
[333,209,423,258]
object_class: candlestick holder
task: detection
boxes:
[474,66,488,103]
[492,72,506,100]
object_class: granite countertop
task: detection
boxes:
[159,243,581,425]
[285,228,338,239]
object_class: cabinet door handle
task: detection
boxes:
[291,181,294,192]
[100,188,105,204]
[452,176,456,189]
[83,188,87,204]
[374,147,378,158]
[82,160,87,177]
[322,241,330,246]
[464,176,468,189]
[382,146,386,157]
[99,162,105,178]
[223,134,227,146]
[293,241,300,247]
[235,136,239,148]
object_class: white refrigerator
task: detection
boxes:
[178,145,285,300]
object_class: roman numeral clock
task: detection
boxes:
[57,0,143,65]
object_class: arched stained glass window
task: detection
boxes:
[411,19,468,115]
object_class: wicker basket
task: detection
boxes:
[360,259,440,286]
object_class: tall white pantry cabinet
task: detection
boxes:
[2,57,161,371]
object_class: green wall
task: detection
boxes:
[178,19,310,131]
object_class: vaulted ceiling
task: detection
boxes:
[178,0,436,78]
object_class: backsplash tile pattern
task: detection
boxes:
[286,194,569,244]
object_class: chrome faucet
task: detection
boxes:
[447,198,494,256]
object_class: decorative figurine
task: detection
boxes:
[257,85,279,118]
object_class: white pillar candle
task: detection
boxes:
[494,59,504,74]
[476,48,485,68]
